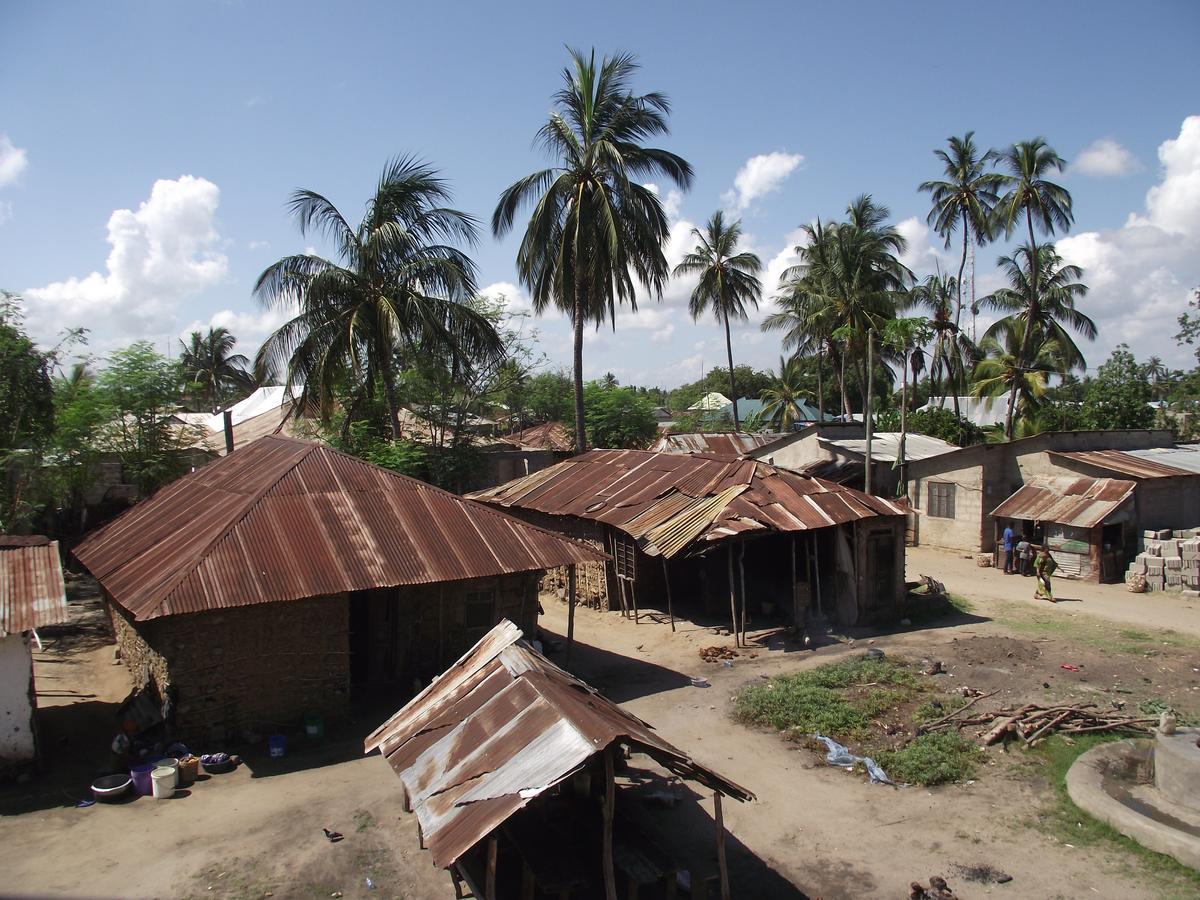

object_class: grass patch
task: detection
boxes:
[995,603,1200,656]
[875,731,980,785]
[1030,735,1200,898]
[353,809,375,832]
[736,655,978,785]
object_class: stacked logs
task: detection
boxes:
[919,696,1157,747]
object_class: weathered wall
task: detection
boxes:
[0,634,36,771]
[907,460,987,552]
[854,518,907,622]
[108,594,349,744]
[488,507,613,610]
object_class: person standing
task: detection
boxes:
[1017,536,1033,576]
[1034,547,1057,602]
[1002,524,1015,574]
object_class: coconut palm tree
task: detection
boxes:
[919,132,1002,333]
[1143,356,1168,400]
[179,326,255,411]
[905,272,978,417]
[761,355,810,431]
[492,48,692,451]
[881,316,932,485]
[763,278,835,420]
[255,157,501,439]
[673,211,762,429]
[980,243,1094,376]
[972,320,1067,432]
[992,139,1074,438]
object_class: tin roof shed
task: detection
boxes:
[0,537,69,637]
[990,476,1136,529]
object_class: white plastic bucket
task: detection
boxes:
[157,757,180,788]
[151,766,176,799]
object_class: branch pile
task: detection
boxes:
[919,698,1157,747]
[699,646,738,662]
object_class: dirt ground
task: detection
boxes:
[3,556,1200,899]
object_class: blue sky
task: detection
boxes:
[2,0,1198,386]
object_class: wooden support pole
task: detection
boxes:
[566,564,577,667]
[727,546,739,647]
[486,834,498,900]
[791,534,798,632]
[812,531,823,618]
[631,576,640,625]
[714,791,730,900]
[438,585,445,670]
[738,544,748,646]
[662,558,675,632]
[603,748,618,900]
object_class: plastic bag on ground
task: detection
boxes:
[811,733,894,785]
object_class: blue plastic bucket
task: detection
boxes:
[130,762,156,796]
[268,734,286,758]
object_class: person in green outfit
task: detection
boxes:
[1034,546,1057,602]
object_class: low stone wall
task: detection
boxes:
[109,594,349,744]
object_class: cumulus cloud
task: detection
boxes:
[643,182,683,219]
[1056,116,1200,367]
[1074,138,1140,178]
[24,175,228,345]
[0,134,28,188]
[723,151,804,211]
[180,301,298,356]
[479,280,533,315]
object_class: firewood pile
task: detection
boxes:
[918,696,1157,747]
[699,646,738,662]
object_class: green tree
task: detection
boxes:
[905,272,977,420]
[1077,346,1155,430]
[875,406,984,447]
[919,132,1002,335]
[992,139,1074,438]
[492,48,692,452]
[760,356,810,431]
[672,211,763,429]
[1175,288,1200,362]
[525,370,575,424]
[881,316,932,479]
[971,321,1065,432]
[0,300,54,451]
[763,281,836,418]
[583,382,657,448]
[255,156,501,439]
[179,326,255,411]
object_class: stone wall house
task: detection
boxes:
[73,436,603,743]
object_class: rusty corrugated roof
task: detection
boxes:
[364,619,753,870]
[468,449,905,558]
[0,540,69,636]
[649,432,786,456]
[990,476,1136,528]
[73,436,606,622]
[1049,449,1193,479]
[500,421,574,452]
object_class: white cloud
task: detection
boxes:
[722,151,804,211]
[1055,116,1200,367]
[0,134,28,188]
[895,216,950,276]
[643,182,683,219]
[1074,138,1140,178]
[24,175,228,345]
[479,280,533,315]
[181,301,297,354]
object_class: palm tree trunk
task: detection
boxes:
[839,349,850,418]
[381,356,403,441]
[956,213,968,330]
[724,310,739,431]
[572,295,587,452]
[864,331,875,495]
[1005,208,1039,440]
[816,347,825,423]
[898,348,908,493]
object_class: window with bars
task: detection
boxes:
[927,481,956,519]
[612,533,637,580]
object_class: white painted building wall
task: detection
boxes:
[0,633,36,769]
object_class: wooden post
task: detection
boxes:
[486,834,498,900]
[727,546,739,647]
[738,544,748,646]
[603,748,618,900]
[812,531,823,618]
[791,534,798,632]
[662,558,675,632]
[631,576,639,624]
[714,791,730,900]
[438,585,445,670]
[566,565,577,667]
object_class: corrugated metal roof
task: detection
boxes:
[73,436,606,622]
[821,433,960,463]
[500,421,574,452]
[364,619,753,869]
[468,449,905,559]
[649,432,786,456]
[0,540,69,636]
[1050,447,1200,479]
[990,476,1136,528]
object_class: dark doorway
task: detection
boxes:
[349,589,371,687]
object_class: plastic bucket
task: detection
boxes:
[151,766,175,799]
[268,734,286,758]
[178,756,199,787]
[130,763,156,796]
[157,757,180,788]
[304,714,324,739]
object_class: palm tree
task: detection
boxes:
[980,243,1094,377]
[255,157,501,439]
[919,132,1002,334]
[179,326,255,411]
[1143,356,1168,400]
[761,355,810,431]
[905,272,977,418]
[972,320,1066,431]
[992,139,1074,438]
[881,316,932,487]
[673,211,762,429]
[763,281,835,420]
[493,48,692,451]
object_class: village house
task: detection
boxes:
[468,448,908,634]
[0,537,69,775]
[366,619,754,899]
[72,435,603,743]
[649,431,785,456]
[902,429,1200,582]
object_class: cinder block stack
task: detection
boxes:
[1126,528,1200,593]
